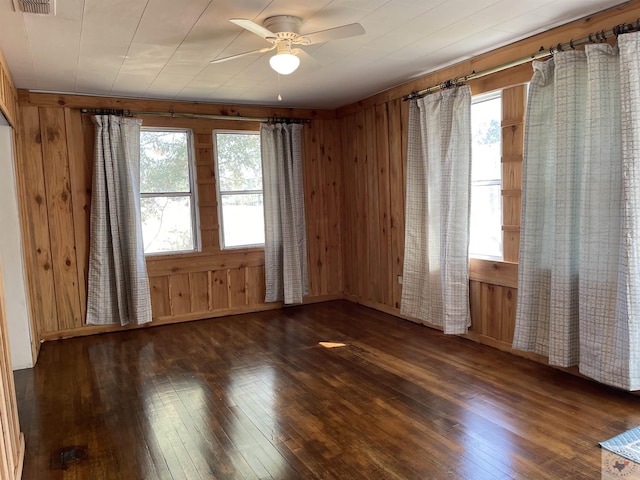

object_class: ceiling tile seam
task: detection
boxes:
[16,10,39,91]
[209,0,276,62]
[197,1,277,100]
[379,3,521,67]
[143,0,215,100]
[108,0,151,97]
[401,1,617,81]
[355,0,448,54]
[72,0,87,94]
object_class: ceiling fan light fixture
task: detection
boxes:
[269,52,300,75]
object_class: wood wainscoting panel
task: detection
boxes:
[15,95,342,342]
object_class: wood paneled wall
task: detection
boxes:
[15,94,342,341]
[12,1,640,357]
[338,86,524,349]
[337,1,640,353]
[340,98,408,312]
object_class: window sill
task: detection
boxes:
[145,248,266,277]
[469,258,518,289]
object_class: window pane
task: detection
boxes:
[469,184,502,259]
[221,194,265,247]
[470,93,502,260]
[140,131,190,193]
[472,97,501,182]
[215,132,262,192]
[141,196,194,254]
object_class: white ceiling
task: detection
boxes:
[0,0,631,109]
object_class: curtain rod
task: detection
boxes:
[80,108,310,124]
[403,19,640,101]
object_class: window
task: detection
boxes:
[139,128,198,254]
[213,131,264,248]
[470,92,502,260]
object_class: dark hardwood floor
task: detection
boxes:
[14,300,640,479]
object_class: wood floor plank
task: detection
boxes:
[14,300,640,479]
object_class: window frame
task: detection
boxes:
[212,129,265,250]
[470,90,503,262]
[139,126,201,256]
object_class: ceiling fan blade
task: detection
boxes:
[230,18,277,40]
[292,48,321,69]
[304,23,365,45]
[210,45,276,64]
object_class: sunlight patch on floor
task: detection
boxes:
[319,342,347,349]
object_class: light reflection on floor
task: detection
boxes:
[225,364,290,479]
[457,394,518,479]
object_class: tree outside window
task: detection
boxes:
[214,131,264,248]
[140,129,197,254]
[470,93,503,260]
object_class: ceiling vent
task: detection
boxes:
[12,0,56,15]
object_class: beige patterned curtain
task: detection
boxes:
[261,123,308,304]
[514,33,640,390]
[86,115,152,326]
[400,86,472,334]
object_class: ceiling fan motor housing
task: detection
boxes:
[264,15,309,44]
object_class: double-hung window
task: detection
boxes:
[139,128,198,254]
[213,130,264,249]
[470,92,503,260]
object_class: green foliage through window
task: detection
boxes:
[140,129,197,254]
[470,93,503,260]
[214,131,265,248]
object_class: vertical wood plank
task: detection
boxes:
[39,107,83,330]
[194,131,220,252]
[340,115,357,296]
[365,107,381,304]
[502,161,522,191]
[169,274,191,316]
[189,272,210,313]
[501,287,517,343]
[14,105,57,337]
[210,270,229,310]
[502,193,521,227]
[323,118,342,295]
[501,85,525,264]
[469,280,483,334]
[483,283,504,340]
[502,85,526,124]
[65,108,91,323]
[503,230,520,264]
[313,120,329,296]
[375,103,392,307]
[388,98,405,309]
[355,110,369,300]
[245,265,266,306]
[302,124,319,296]
[149,276,170,319]
[227,268,246,308]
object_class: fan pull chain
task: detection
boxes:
[277,73,283,101]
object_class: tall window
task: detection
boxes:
[213,131,264,248]
[140,128,198,254]
[470,92,502,260]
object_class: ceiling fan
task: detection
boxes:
[211,15,365,75]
